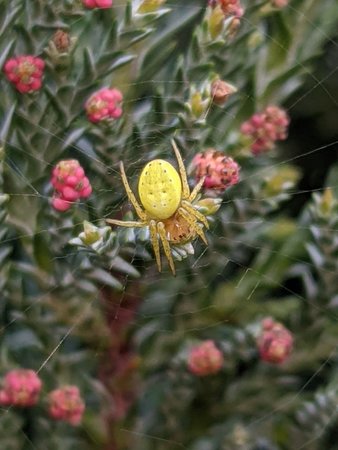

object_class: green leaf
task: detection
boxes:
[267,14,292,67]
[0,104,16,143]
[33,233,54,273]
[4,329,43,351]
[0,40,15,69]
[120,28,153,47]
[109,255,140,277]
[124,0,132,26]
[79,47,97,84]
[88,268,123,290]
[62,127,87,150]
[97,52,136,74]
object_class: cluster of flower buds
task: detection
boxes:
[187,340,224,376]
[0,369,42,407]
[82,0,112,8]
[0,369,85,425]
[3,55,45,93]
[191,149,240,191]
[85,87,123,123]
[241,105,290,155]
[257,318,293,364]
[48,386,85,426]
[51,159,92,212]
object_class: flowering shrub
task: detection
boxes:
[3,56,45,93]
[1,0,337,448]
[51,160,92,211]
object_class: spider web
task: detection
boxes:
[0,1,338,449]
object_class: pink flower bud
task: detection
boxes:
[257,318,293,364]
[64,175,79,187]
[241,105,289,155]
[187,340,224,376]
[79,185,92,198]
[80,176,90,188]
[48,386,85,426]
[52,197,72,211]
[83,0,112,8]
[61,186,80,202]
[191,149,240,191]
[51,160,92,211]
[211,79,237,105]
[52,30,72,53]
[85,87,123,123]
[3,56,45,93]
[0,369,42,407]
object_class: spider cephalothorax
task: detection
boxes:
[106,140,211,275]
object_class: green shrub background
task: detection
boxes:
[0,0,338,448]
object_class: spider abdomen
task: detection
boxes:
[138,159,182,220]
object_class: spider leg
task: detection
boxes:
[189,176,206,202]
[106,219,146,227]
[181,200,209,229]
[157,222,176,276]
[119,161,147,221]
[171,139,190,199]
[178,207,208,245]
[149,220,162,273]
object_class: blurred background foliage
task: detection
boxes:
[0,0,337,449]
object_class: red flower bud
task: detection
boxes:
[188,340,224,376]
[83,0,112,8]
[191,149,240,191]
[0,369,42,407]
[85,87,123,123]
[51,160,92,212]
[241,106,289,155]
[48,386,85,426]
[3,56,45,93]
[257,318,293,364]
[52,30,71,53]
[211,79,237,105]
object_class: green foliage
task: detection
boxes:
[0,0,337,448]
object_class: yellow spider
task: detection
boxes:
[106,140,209,275]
